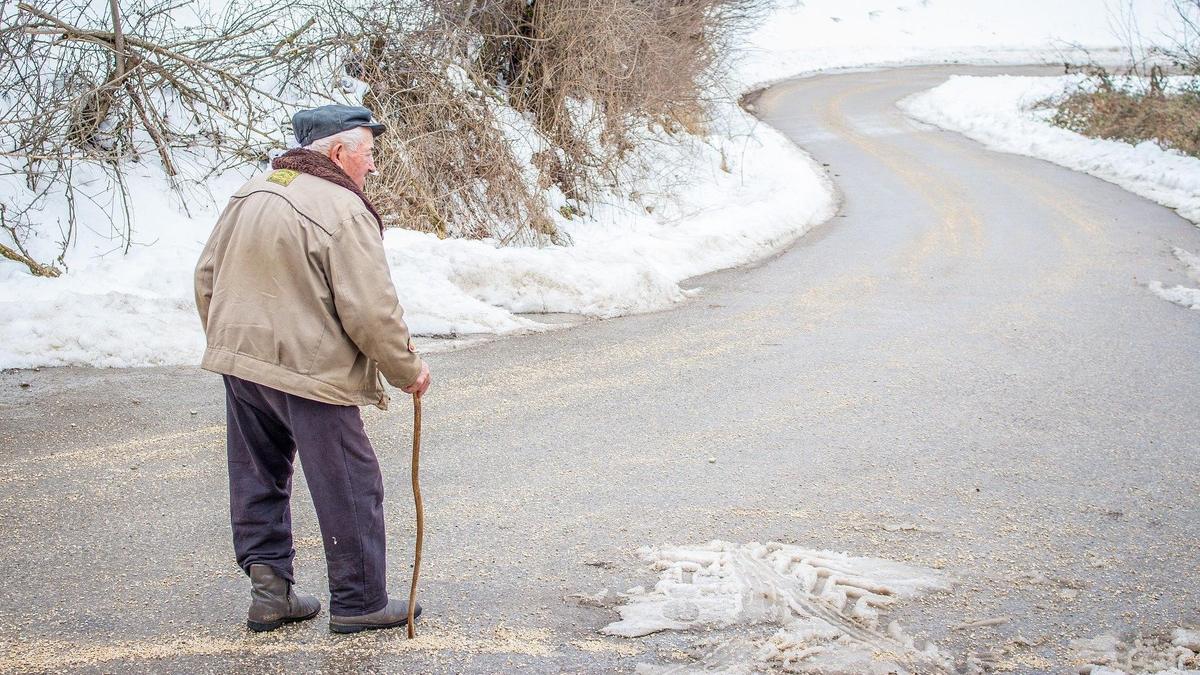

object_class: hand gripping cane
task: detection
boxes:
[407,392,424,639]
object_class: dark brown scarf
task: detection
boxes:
[272,148,384,236]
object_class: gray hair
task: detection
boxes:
[303,126,370,155]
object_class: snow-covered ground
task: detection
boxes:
[735,0,1181,87]
[0,100,833,368]
[0,0,1185,369]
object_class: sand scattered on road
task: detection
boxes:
[570,638,642,656]
[0,623,556,671]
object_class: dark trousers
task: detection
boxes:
[223,374,388,617]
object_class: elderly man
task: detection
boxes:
[194,104,431,634]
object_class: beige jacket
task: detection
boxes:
[194,168,423,410]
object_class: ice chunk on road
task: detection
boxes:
[602,540,951,673]
[1151,248,1200,311]
[1071,629,1200,674]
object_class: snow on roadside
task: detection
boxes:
[0,100,834,368]
[600,541,952,673]
[1150,247,1200,310]
[898,75,1200,227]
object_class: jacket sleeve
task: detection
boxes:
[327,213,424,389]
[194,236,216,334]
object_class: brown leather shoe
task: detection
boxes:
[329,597,422,634]
[246,564,321,632]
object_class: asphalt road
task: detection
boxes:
[2,66,1198,674]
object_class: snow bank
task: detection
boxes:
[0,100,834,368]
[602,541,951,673]
[899,75,1200,227]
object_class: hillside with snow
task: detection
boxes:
[737,0,1180,86]
[0,0,1184,369]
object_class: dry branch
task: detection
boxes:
[1,0,334,270]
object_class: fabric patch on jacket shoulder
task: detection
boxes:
[267,169,300,186]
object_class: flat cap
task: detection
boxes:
[292,104,386,147]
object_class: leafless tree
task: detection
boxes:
[1162,0,1200,74]
[0,0,339,273]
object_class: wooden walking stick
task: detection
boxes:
[407,391,424,639]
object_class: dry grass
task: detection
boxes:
[472,0,757,201]
[347,3,564,245]
[343,0,763,243]
[1049,69,1200,158]
[346,0,766,244]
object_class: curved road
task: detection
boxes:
[2,66,1198,673]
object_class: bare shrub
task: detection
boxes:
[3,0,339,166]
[335,0,767,245]
[1049,0,1200,158]
[468,0,766,202]
[340,1,564,245]
[1050,80,1200,157]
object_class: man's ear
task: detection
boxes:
[330,143,350,171]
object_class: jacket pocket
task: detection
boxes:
[302,325,328,375]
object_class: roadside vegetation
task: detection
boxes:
[0,0,767,275]
[1049,0,1199,158]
